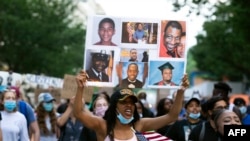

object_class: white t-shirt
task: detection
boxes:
[39,116,57,141]
[1,110,30,141]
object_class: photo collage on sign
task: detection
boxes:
[83,15,187,89]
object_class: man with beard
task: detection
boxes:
[120,63,143,88]
[86,51,110,82]
[128,48,138,62]
[159,21,183,58]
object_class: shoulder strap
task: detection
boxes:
[199,122,205,141]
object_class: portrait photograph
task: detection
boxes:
[120,17,160,49]
[121,21,158,44]
[147,60,185,89]
[84,47,120,87]
[88,15,122,47]
[116,62,147,89]
[120,48,149,62]
[159,20,186,58]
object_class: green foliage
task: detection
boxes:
[0,0,85,78]
[187,0,250,81]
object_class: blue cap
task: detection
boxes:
[38,93,55,103]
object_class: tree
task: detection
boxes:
[0,0,85,78]
[175,0,250,81]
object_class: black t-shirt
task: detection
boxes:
[166,119,203,141]
[189,121,219,141]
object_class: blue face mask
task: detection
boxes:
[43,102,53,112]
[117,112,134,124]
[4,100,16,112]
[239,106,247,115]
[189,112,200,119]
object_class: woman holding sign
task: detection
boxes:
[73,70,189,141]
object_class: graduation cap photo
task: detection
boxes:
[148,60,185,88]
[158,62,174,72]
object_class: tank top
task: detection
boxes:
[104,133,137,141]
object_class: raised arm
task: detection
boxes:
[138,74,189,131]
[73,70,105,130]
[57,97,74,127]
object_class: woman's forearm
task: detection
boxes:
[73,87,84,119]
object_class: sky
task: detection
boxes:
[95,0,206,50]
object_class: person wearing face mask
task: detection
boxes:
[73,70,189,141]
[189,96,230,141]
[79,93,110,141]
[36,92,59,141]
[57,96,84,141]
[0,89,30,141]
[166,97,203,141]
[233,98,250,125]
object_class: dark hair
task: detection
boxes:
[156,98,173,117]
[36,102,57,135]
[214,82,232,92]
[136,100,154,118]
[211,109,226,128]
[211,109,241,129]
[164,21,182,36]
[99,18,115,29]
[233,97,246,106]
[202,96,228,114]
[0,90,18,111]
[103,92,140,140]
[137,92,147,100]
[127,63,138,70]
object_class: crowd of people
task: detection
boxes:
[0,71,249,141]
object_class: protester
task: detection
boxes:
[0,89,30,141]
[188,96,228,141]
[211,109,242,140]
[79,94,110,141]
[135,100,154,118]
[73,70,189,141]
[57,96,84,141]
[9,86,40,141]
[233,97,250,125]
[166,97,203,141]
[155,97,174,135]
[137,92,154,116]
[212,82,232,108]
[36,93,59,141]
